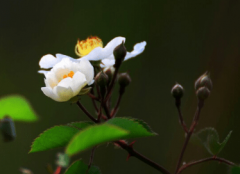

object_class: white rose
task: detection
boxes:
[41,58,94,102]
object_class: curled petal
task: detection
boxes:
[54,86,74,102]
[41,87,60,101]
[77,60,94,85]
[80,37,126,61]
[124,41,147,60]
[71,71,87,95]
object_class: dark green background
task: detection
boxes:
[0,0,240,173]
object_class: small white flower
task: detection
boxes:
[41,58,94,102]
[39,36,146,69]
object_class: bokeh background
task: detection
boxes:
[0,0,240,173]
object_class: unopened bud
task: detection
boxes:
[118,73,131,87]
[113,41,127,67]
[196,86,210,100]
[195,72,213,91]
[95,71,108,88]
[0,116,16,142]
[104,66,115,83]
[171,84,184,99]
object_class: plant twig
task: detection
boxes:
[175,99,188,133]
[116,141,171,174]
[76,101,98,123]
[111,87,125,118]
[86,146,97,174]
[104,67,119,103]
[177,156,236,174]
[175,100,204,174]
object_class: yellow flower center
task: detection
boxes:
[59,71,74,82]
[75,36,103,57]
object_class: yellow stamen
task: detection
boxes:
[75,36,103,57]
[59,71,75,82]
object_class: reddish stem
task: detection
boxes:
[177,156,236,174]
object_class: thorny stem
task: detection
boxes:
[175,100,204,174]
[104,66,119,103]
[86,146,97,174]
[177,156,236,174]
[175,99,188,133]
[76,101,98,123]
[116,141,171,174]
[111,87,125,118]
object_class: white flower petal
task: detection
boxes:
[39,54,62,69]
[41,87,60,101]
[39,54,79,69]
[124,41,147,60]
[101,59,115,68]
[57,77,73,88]
[54,86,74,102]
[80,37,126,61]
[38,70,49,76]
[71,71,87,95]
[77,60,94,84]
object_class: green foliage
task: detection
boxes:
[231,166,240,174]
[0,95,38,122]
[65,124,129,156]
[66,117,155,156]
[30,122,93,153]
[65,160,101,174]
[193,127,232,155]
[106,117,156,137]
[30,126,79,153]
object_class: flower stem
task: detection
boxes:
[177,156,236,174]
[175,100,204,174]
[111,87,125,118]
[104,67,119,103]
[175,98,188,133]
[86,146,97,174]
[76,101,98,123]
[116,141,171,174]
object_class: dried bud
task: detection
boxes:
[113,41,127,67]
[171,84,184,99]
[195,72,213,91]
[118,73,131,87]
[95,71,108,88]
[104,66,115,83]
[0,116,16,142]
[196,86,210,100]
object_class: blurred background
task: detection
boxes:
[0,0,240,173]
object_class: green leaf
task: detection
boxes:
[106,117,156,137]
[66,118,156,156]
[68,121,94,130]
[30,122,93,153]
[66,124,129,156]
[65,160,101,174]
[0,95,38,122]
[193,127,232,155]
[30,126,79,153]
[231,166,240,174]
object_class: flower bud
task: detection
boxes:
[195,72,213,91]
[171,84,184,99]
[95,71,108,88]
[104,66,115,83]
[196,86,210,100]
[0,116,16,142]
[118,73,131,88]
[113,41,127,67]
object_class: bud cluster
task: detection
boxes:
[195,72,212,100]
